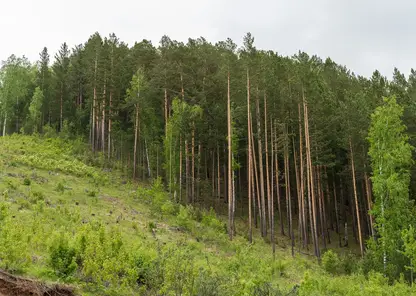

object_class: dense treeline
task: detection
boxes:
[1,32,416,282]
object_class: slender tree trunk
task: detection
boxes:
[133,104,139,179]
[270,118,275,254]
[2,114,6,136]
[304,96,320,258]
[324,167,331,243]
[164,88,168,135]
[284,126,294,256]
[298,103,307,247]
[192,127,195,203]
[333,174,341,247]
[179,136,183,203]
[247,69,252,243]
[92,53,98,152]
[217,144,221,200]
[264,94,271,235]
[251,113,262,231]
[186,140,190,203]
[350,138,364,257]
[364,168,374,237]
[293,139,302,250]
[212,149,215,203]
[102,76,106,154]
[145,138,151,178]
[274,120,284,236]
[316,166,326,249]
[227,70,233,240]
[108,90,112,160]
[197,143,201,200]
[256,95,267,237]
[340,177,347,247]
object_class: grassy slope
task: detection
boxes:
[0,135,414,295]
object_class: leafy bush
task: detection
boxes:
[23,178,31,186]
[273,260,288,277]
[148,221,157,232]
[201,208,224,232]
[176,205,194,231]
[87,189,97,197]
[56,182,65,193]
[0,214,30,272]
[322,250,340,274]
[48,232,78,278]
[161,200,177,215]
[30,191,44,203]
[194,270,224,296]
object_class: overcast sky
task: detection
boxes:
[1,0,415,78]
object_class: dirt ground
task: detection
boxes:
[0,270,74,296]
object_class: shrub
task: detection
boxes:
[87,189,97,197]
[56,182,65,193]
[161,200,177,216]
[48,232,78,278]
[201,208,224,232]
[148,221,157,232]
[194,270,224,296]
[30,191,45,203]
[0,216,30,272]
[161,247,196,295]
[251,281,283,296]
[273,260,288,277]
[23,178,31,186]
[322,250,340,274]
[176,205,194,231]
[340,252,359,275]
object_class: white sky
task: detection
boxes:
[1,0,416,78]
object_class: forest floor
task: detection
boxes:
[0,135,414,295]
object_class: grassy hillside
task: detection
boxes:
[0,135,414,295]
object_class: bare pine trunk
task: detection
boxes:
[102,77,106,154]
[108,90,112,160]
[164,88,168,135]
[217,144,221,200]
[264,94,271,235]
[324,167,331,243]
[317,166,327,249]
[293,140,302,249]
[212,149,215,202]
[228,71,233,240]
[298,103,307,247]
[350,138,364,256]
[304,96,320,258]
[186,140,190,203]
[284,126,294,256]
[192,127,195,203]
[333,175,342,247]
[179,136,182,202]
[274,120,284,236]
[3,114,6,136]
[256,96,267,237]
[247,69,252,243]
[251,113,262,231]
[364,169,374,237]
[270,118,275,254]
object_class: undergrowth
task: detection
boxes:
[0,135,415,295]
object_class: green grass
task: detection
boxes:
[0,134,415,295]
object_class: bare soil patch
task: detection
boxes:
[0,270,74,296]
